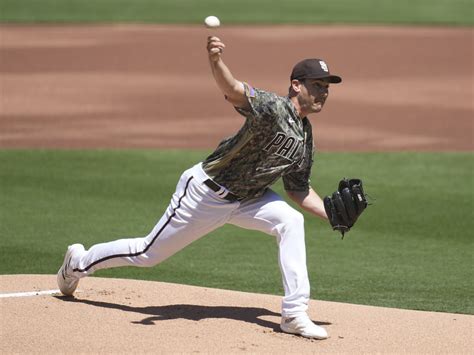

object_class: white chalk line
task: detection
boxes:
[0,289,62,298]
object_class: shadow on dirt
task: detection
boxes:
[55,296,331,332]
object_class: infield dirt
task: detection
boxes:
[0,25,473,354]
[0,25,472,151]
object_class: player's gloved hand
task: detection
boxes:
[323,178,368,238]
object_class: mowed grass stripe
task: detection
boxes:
[0,150,472,314]
[0,0,472,26]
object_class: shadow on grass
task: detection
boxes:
[55,296,331,332]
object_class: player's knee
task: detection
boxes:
[278,207,304,229]
[130,246,162,267]
[286,209,304,228]
[133,254,161,267]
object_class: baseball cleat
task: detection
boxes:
[57,244,85,296]
[280,314,329,339]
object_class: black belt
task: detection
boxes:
[203,179,241,202]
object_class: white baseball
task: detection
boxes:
[204,16,220,28]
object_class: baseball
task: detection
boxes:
[204,16,220,28]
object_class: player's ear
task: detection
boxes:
[290,79,303,93]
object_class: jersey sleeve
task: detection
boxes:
[234,83,280,127]
[282,167,311,192]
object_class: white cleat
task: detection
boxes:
[57,244,85,296]
[280,314,329,339]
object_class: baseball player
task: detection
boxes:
[58,36,343,340]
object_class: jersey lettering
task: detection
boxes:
[289,140,302,160]
[263,132,286,151]
[277,137,296,156]
[264,132,302,162]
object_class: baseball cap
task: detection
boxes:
[290,58,342,84]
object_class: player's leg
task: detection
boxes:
[58,164,237,292]
[227,189,328,339]
[227,189,310,317]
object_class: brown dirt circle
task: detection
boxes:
[1,275,472,354]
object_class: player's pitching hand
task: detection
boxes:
[207,36,225,62]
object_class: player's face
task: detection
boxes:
[298,79,330,113]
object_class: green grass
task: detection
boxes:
[1,150,473,314]
[0,0,472,25]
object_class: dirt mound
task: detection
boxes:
[1,275,472,353]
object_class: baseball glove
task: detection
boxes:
[324,178,368,238]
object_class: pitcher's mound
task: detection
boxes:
[1,275,472,353]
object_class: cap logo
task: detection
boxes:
[319,60,329,72]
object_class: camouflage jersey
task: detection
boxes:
[202,83,315,199]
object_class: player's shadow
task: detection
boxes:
[56,296,330,331]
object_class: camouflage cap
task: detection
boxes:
[291,58,342,83]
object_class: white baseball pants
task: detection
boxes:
[71,163,311,317]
